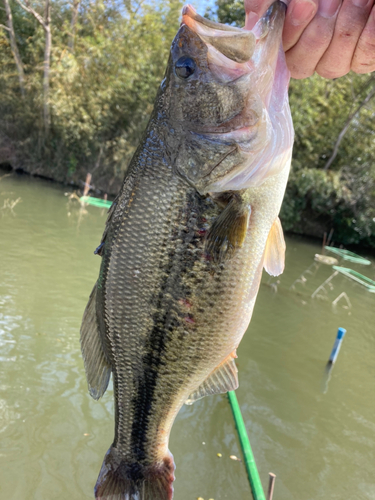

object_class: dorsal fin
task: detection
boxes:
[186,350,238,405]
[263,217,286,276]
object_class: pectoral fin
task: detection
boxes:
[206,198,250,263]
[185,351,238,405]
[80,284,111,400]
[263,217,286,276]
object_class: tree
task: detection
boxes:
[68,0,79,52]
[209,0,375,247]
[1,0,25,96]
[15,0,51,134]
[323,77,375,171]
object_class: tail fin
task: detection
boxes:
[95,447,175,500]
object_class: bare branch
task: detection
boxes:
[324,83,375,171]
[0,23,10,31]
[14,0,46,29]
[13,0,51,126]
[68,0,80,51]
[3,0,25,96]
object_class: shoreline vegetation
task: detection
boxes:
[1,0,375,248]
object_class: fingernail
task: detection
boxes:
[245,11,259,30]
[318,0,341,18]
[352,0,370,7]
[289,0,317,26]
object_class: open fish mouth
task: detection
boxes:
[176,2,293,192]
[182,4,257,64]
[181,2,286,66]
[181,2,287,147]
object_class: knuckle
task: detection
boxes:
[357,37,375,54]
[352,36,375,72]
[352,64,375,74]
[352,56,375,73]
[304,32,330,50]
[289,65,315,79]
[336,19,364,41]
[315,63,349,79]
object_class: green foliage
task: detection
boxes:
[206,0,245,26]
[0,0,182,188]
[1,0,375,248]
[281,165,375,247]
[211,0,375,248]
[282,74,375,247]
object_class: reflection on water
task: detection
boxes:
[0,174,374,500]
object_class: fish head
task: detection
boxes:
[160,1,293,193]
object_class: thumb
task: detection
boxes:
[244,0,290,29]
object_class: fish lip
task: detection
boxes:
[180,1,286,66]
[181,4,244,33]
[251,1,287,41]
[182,1,287,36]
[181,4,257,64]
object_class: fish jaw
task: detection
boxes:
[204,34,294,192]
[182,4,257,64]
[165,1,293,194]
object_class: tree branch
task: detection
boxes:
[68,0,80,51]
[3,0,25,96]
[0,23,10,31]
[14,0,46,29]
[324,83,375,171]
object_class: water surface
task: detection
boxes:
[1,174,374,500]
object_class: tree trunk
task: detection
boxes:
[3,0,25,96]
[324,82,375,171]
[43,0,51,134]
[68,0,79,52]
[15,0,52,134]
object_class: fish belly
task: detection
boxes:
[98,154,288,461]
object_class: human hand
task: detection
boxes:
[244,0,375,79]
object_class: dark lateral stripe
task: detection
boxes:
[129,190,203,461]
[129,256,180,461]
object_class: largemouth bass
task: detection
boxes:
[80,2,294,499]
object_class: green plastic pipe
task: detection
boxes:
[80,196,113,209]
[228,390,266,500]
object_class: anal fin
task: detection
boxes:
[263,216,286,277]
[186,350,238,405]
[205,197,251,264]
[80,283,111,400]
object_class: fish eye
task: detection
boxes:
[175,56,196,79]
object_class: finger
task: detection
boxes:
[283,0,319,51]
[244,0,272,29]
[352,4,375,73]
[244,0,274,17]
[285,0,342,79]
[316,0,374,78]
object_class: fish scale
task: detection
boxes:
[80,2,293,499]
[100,139,287,458]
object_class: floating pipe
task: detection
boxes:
[328,327,346,364]
[227,390,266,500]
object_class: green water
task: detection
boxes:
[1,174,374,500]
